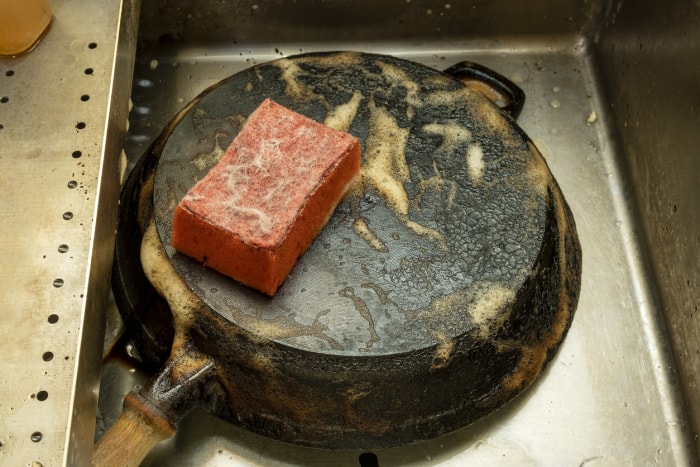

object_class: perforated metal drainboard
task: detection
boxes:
[0,0,137,465]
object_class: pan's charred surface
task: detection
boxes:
[110,52,581,449]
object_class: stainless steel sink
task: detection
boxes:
[97,0,700,465]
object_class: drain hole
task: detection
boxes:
[31,432,43,442]
[5,70,14,76]
[42,352,54,361]
[75,122,86,130]
[80,94,90,102]
[63,212,73,220]
[84,68,94,75]
[52,278,64,288]
[359,452,379,467]
[0,96,8,103]
[67,180,77,188]
[88,42,97,49]
[72,150,82,158]
[58,244,69,253]
[36,391,48,401]
[47,314,59,324]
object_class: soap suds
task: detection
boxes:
[413,160,458,210]
[275,59,317,100]
[362,99,446,247]
[466,143,485,184]
[324,91,363,132]
[374,60,422,118]
[353,218,387,252]
[422,121,472,154]
[338,286,380,350]
[468,285,516,340]
[430,333,454,370]
[413,283,516,343]
[525,141,553,197]
[190,131,229,171]
[141,222,198,336]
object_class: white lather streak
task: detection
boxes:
[184,123,328,241]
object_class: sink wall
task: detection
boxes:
[596,0,700,449]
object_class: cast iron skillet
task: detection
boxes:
[95,52,581,466]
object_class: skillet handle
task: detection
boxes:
[92,392,176,467]
[92,344,217,467]
[444,61,526,120]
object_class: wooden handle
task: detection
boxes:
[92,391,177,467]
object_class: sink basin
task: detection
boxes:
[96,0,700,465]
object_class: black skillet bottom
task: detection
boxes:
[112,52,582,448]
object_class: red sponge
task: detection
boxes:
[171,98,361,296]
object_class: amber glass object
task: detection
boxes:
[0,0,52,58]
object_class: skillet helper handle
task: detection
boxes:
[444,61,526,120]
[92,392,176,467]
